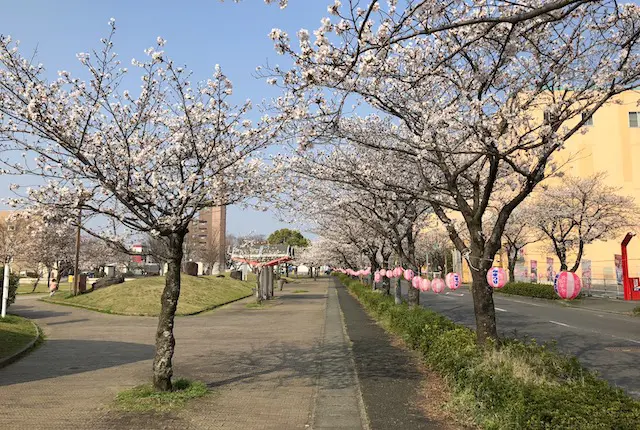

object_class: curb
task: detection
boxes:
[0,319,41,369]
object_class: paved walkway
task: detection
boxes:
[0,279,365,429]
[1,278,448,429]
[335,279,447,430]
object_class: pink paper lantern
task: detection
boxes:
[486,267,507,288]
[374,273,381,284]
[432,278,445,293]
[393,267,404,278]
[445,272,461,290]
[378,268,386,277]
[420,278,431,292]
[554,271,582,300]
[411,276,421,289]
[403,269,415,281]
[386,270,393,278]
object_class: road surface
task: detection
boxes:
[397,282,640,398]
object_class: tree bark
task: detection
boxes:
[558,245,568,271]
[152,230,185,392]
[31,272,42,292]
[406,264,420,306]
[507,250,517,283]
[394,276,402,304]
[381,270,391,295]
[569,240,584,273]
[369,261,379,289]
[470,265,498,345]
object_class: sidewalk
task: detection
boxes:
[561,296,639,314]
[0,278,367,430]
[1,278,454,429]
[498,292,639,315]
[334,279,450,430]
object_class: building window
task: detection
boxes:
[581,112,593,126]
[544,111,552,124]
[630,112,639,128]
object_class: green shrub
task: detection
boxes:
[0,267,20,309]
[498,282,583,300]
[335,273,640,429]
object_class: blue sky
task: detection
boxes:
[0,0,330,237]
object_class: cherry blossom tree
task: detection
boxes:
[499,203,542,282]
[276,140,430,304]
[261,0,640,343]
[415,221,456,277]
[0,22,283,390]
[530,173,638,272]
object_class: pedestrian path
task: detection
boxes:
[1,278,446,429]
[311,282,366,429]
[0,279,365,429]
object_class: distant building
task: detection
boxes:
[188,206,227,274]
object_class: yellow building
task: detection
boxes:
[512,91,640,295]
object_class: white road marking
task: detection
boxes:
[495,307,507,312]
[609,335,640,345]
[445,292,464,297]
[498,297,544,307]
[549,320,574,328]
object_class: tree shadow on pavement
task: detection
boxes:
[0,339,154,386]
[201,340,365,390]
[9,305,72,320]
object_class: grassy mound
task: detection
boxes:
[115,379,208,411]
[42,274,253,316]
[0,315,39,361]
[336,273,640,429]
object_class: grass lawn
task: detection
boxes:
[0,315,38,361]
[115,379,208,412]
[17,282,72,295]
[41,274,253,316]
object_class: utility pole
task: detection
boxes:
[72,208,81,296]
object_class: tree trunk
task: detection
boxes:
[406,264,420,306]
[381,270,390,295]
[569,240,584,273]
[470,260,498,345]
[152,230,185,392]
[31,272,42,292]
[394,276,402,304]
[508,252,517,283]
[558,246,568,271]
[370,261,379,289]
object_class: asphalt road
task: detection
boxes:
[397,282,640,398]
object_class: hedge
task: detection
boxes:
[335,273,640,429]
[497,282,583,300]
